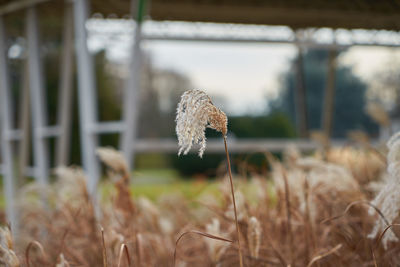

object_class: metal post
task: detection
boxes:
[120,0,145,169]
[0,15,18,233]
[56,3,74,167]
[18,61,30,182]
[295,45,308,138]
[26,7,49,185]
[73,0,100,195]
[322,49,337,138]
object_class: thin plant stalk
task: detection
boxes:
[117,244,131,267]
[224,135,244,267]
[100,227,108,267]
[282,167,294,267]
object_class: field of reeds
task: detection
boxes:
[1,90,400,266]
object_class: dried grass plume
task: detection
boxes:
[247,216,261,258]
[369,131,400,248]
[96,147,129,180]
[176,89,227,157]
[0,227,19,267]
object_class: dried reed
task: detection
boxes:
[247,217,261,258]
[0,226,19,267]
[175,89,243,267]
[8,118,400,266]
[368,132,400,248]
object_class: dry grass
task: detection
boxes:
[2,90,400,266]
[175,89,243,267]
[2,135,400,266]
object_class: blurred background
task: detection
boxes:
[1,0,400,206]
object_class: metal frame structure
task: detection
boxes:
[120,0,145,170]
[0,15,18,232]
[26,6,50,185]
[73,0,100,195]
[0,0,399,231]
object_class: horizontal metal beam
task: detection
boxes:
[0,164,35,177]
[24,166,36,177]
[87,20,400,49]
[36,125,61,138]
[0,0,52,16]
[133,138,349,153]
[90,121,125,134]
[3,129,23,141]
[143,35,354,50]
[150,2,400,31]
[3,125,62,143]
[143,34,400,49]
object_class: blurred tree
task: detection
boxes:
[172,113,296,177]
[270,49,378,138]
[367,56,400,117]
[136,54,190,139]
[229,113,296,138]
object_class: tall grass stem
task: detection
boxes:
[224,136,244,267]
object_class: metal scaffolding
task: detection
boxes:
[0,14,18,232]
[0,0,399,232]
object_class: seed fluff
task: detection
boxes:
[175,89,227,157]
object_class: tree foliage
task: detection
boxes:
[270,49,378,138]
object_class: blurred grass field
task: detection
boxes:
[0,168,266,214]
[102,168,221,202]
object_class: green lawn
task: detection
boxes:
[0,169,271,210]
[101,168,222,202]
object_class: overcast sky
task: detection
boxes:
[87,20,400,115]
[142,42,400,115]
[143,41,296,114]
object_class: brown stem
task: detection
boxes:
[100,227,108,267]
[224,136,244,267]
[282,167,294,267]
[117,243,131,267]
[26,240,47,267]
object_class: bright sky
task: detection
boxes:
[340,46,400,79]
[87,20,400,116]
[144,42,400,115]
[143,41,296,114]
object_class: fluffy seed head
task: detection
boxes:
[205,218,226,261]
[56,253,69,267]
[368,132,400,248]
[175,89,227,157]
[247,216,261,258]
[0,227,19,267]
[96,147,129,174]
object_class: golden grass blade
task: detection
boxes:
[117,243,131,267]
[174,230,233,266]
[306,244,342,267]
[100,226,108,267]
[264,235,288,267]
[374,224,400,250]
[370,245,378,267]
[25,240,47,267]
[136,233,143,267]
[223,136,244,267]
[281,167,294,266]
[320,200,389,226]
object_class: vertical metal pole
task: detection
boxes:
[56,3,74,167]
[73,0,100,195]
[322,49,337,138]
[120,0,144,169]
[0,15,18,233]
[295,45,308,138]
[18,61,30,182]
[26,7,49,185]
